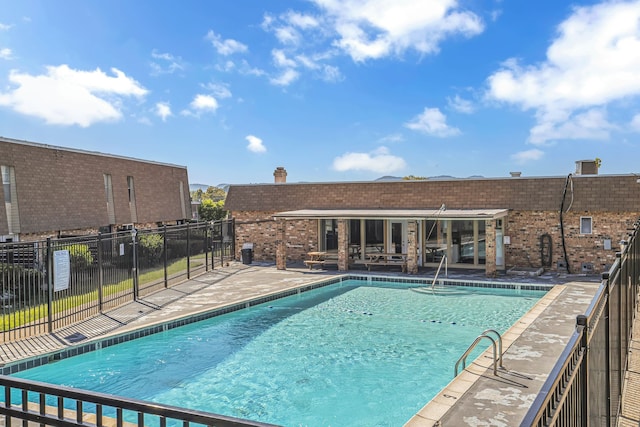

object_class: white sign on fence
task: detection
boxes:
[119,243,125,256]
[53,250,70,292]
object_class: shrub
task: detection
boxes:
[60,244,94,269]
[139,233,164,266]
[0,263,44,304]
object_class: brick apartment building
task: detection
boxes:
[224,163,640,276]
[0,136,191,241]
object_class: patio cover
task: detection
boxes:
[272,208,509,220]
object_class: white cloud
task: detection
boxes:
[0,64,147,127]
[0,23,11,31]
[379,133,404,143]
[155,102,172,121]
[632,113,640,131]
[511,149,544,164]
[286,11,320,29]
[270,68,300,86]
[530,109,614,143]
[204,82,232,99]
[320,64,343,82]
[238,60,266,77]
[275,26,300,45]
[272,49,297,68]
[190,94,218,112]
[206,30,248,55]
[405,107,461,137]
[447,94,475,114]
[263,12,320,47]
[486,0,640,144]
[150,50,185,75]
[0,48,12,60]
[333,146,406,173]
[312,0,484,61]
[246,135,266,153]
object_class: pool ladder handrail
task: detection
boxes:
[454,329,504,377]
[430,254,448,290]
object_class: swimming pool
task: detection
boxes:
[12,278,547,426]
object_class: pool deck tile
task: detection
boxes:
[0,261,619,426]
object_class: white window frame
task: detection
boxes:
[580,216,593,235]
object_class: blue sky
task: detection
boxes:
[1,0,640,185]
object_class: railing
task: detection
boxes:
[521,218,640,426]
[455,329,503,377]
[0,375,277,427]
[431,254,448,290]
[0,219,235,342]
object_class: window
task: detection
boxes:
[179,181,187,219]
[1,165,20,234]
[127,176,137,223]
[104,174,116,224]
[580,217,592,234]
[320,219,338,251]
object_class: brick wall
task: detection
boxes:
[226,175,640,213]
[504,210,632,273]
[0,138,191,237]
[233,211,319,262]
[233,209,635,273]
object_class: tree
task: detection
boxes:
[402,175,428,180]
[198,199,227,221]
[191,189,204,202]
[205,186,226,202]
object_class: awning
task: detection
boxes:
[273,208,508,220]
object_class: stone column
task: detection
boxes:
[337,219,349,271]
[276,218,287,270]
[407,220,419,274]
[485,219,497,277]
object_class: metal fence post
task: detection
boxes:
[604,272,612,427]
[97,233,103,312]
[187,222,191,280]
[46,238,53,333]
[232,217,236,263]
[576,314,589,426]
[204,226,209,272]
[132,229,138,301]
[163,225,168,288]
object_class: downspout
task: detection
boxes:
[559,174,572,274]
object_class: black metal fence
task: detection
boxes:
[0,219,235,342]
[522,218,640,426]
[0,375,276,427]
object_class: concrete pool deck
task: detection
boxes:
[0,262,619,425]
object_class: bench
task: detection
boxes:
[303,260,326,270]
[365,253,407,273]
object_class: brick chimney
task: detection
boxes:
[274,167,287,183]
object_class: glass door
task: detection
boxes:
[389,220,407,254]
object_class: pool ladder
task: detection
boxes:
[454,329,504,377]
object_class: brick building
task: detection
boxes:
[225,163,640,276]
[0,136,191,241]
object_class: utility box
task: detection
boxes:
[241,243,254,265]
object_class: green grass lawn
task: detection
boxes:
[1,257,206,332]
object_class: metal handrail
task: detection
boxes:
[455,330,504,377]
[431,255,448,290]
[480,329,504,369]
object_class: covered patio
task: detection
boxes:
[272,208,508,276]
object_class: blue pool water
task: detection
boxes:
[13,280,546,426]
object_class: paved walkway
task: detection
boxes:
[619,298,640,426]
